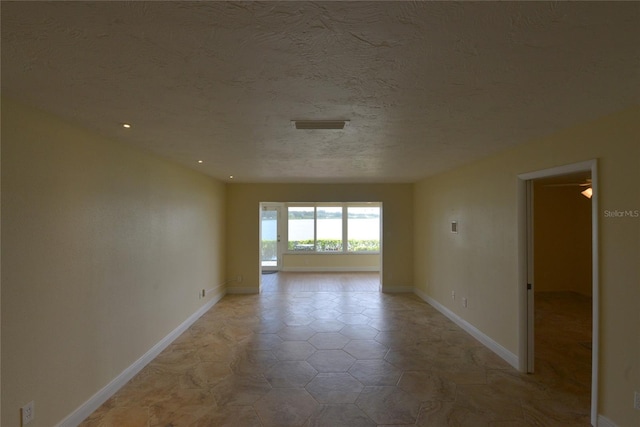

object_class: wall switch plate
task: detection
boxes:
[22,401,35,425]
[634,391,640,410]
[462,297,468,308]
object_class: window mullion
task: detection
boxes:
[342,205,348,253]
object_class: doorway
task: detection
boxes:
[518,160,599,425]
[260,203,284,272]
[259,202,383,292]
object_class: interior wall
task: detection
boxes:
[283,253,380,271]
[227,184,413,292]
[533,183,592,296]
[413,106,639,426]
[1,99,227,427]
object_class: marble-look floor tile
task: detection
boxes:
[274,340,317,361]
[79,274,591,427]
[398,370,456,402]
[265,360,318,388]
[305,373,364,403]
[211,374,272,406]
[309,332,351,349]
[192,405,262,427]
[343,339,389,360]
[307,349,356,373]
[348,359,402,386]
[253,388,318,427]
[356,386,421,425]
[304,404,376,427]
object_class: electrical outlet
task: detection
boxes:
[451,291,455,300]
[21,401,35,425]
[237,275,243,283]
[201,289,206,298]
[634,390,640,410]
[462,297,468,308]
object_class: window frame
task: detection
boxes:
[285,202,381,254]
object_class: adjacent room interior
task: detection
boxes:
[532,171,594,414]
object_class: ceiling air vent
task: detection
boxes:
[292,120,350,130]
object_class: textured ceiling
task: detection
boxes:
[2,1,639,183]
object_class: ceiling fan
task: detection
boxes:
[543,179,592,198]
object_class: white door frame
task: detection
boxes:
[517,159,599,426]
[259,202,285,273]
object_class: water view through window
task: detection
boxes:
[280,204,380,252]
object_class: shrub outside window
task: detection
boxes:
[348,206,380,252]
[288,206,315,251]
[316,206,343,251]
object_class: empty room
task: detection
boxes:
[1,2,639,427]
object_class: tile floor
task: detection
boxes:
[80,273,591,427]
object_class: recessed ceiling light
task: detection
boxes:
[291,120,350,130]
[122,123,131,129]
[197,160,203,164]
[229,175,234,179]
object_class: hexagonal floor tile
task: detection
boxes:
[337,313,370,325]
[179,361,232,389]
[211,374,272,406]
[307,350,356,373]
[283,314,314,326]
[309,319,345,332]
[254,388,318,427]
[348,360,401,386]
[244,333,283,351]
[343,340,389,360]
[355,386,421,425]
[305,404,376,427]
[309,332,351,350]
[193,405,263,427]
[339,325,379,340]
[230,350,278,375]
[265,361,318,388]
[277,325,316,341]
[274,341,317,361]
[305,373,364,403]
[310,308,342,319]
[398,370,457,402]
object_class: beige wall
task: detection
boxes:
[227,184,413,292]
[414,107,639,426]
[283,253,380,271]
[533,184,592,296]
[1,99,227,427]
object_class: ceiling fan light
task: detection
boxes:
[581,187,593,198]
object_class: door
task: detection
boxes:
[261,204,282,271]
[526,180,535,373]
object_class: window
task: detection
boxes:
[288,206,315,251]
[316,206,342,251]
[287,203,381,253]
[348,206,380,252]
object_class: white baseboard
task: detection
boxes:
[282,267,379,272]
[226,286,259,294]
[597,414,618,427]
[56,287,225,427]
[382,285,414,293]
[414,288,519,370]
